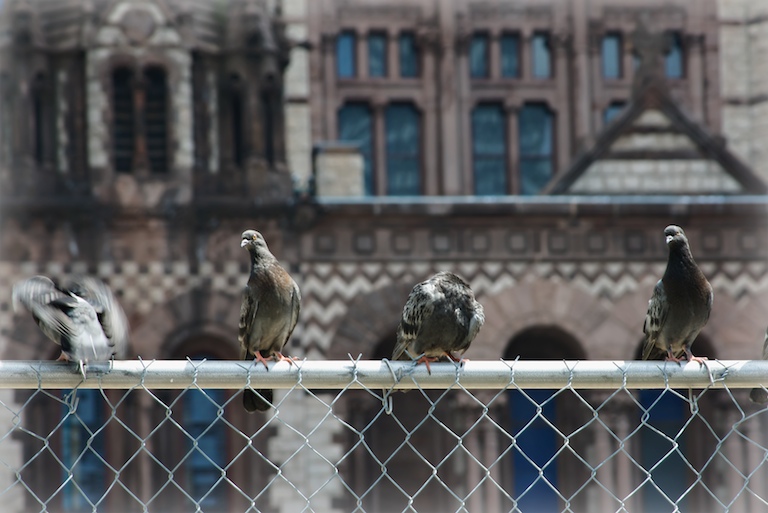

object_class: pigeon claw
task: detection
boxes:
[253,351,272,370]
[274,352,299,367]
[684,349,708,366]
[415,355,439,375]
[664,350,684,365]
[443,352,468,365]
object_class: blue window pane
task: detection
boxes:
[532,33,551,78]
[665,32,683,78]
[338,103,374,195]
[368,32,387,77]
[604,102,626,125]
[509,390,560,512]
[336,31,356,78]
[61,389,108,512]
[639,390,690,511]
[501,34,520,78]
[602,33,622,79]
[184,389,227,510]
[472,104,507,195]
[385,103,421,195]
[519,104,554,195]
[399,32,419,78]
[470,34,489,78]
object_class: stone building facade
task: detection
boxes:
[0,0,766,512]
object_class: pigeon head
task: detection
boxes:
[664,225,688,249]
[241,230,272,256]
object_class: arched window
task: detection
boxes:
[143,67,168,174]
[111,65,168,174]
[518,103,554,195]
[665,31,684,78]
[385,103,421,195]
[182,354,228,511]
[60,389,110,512]
[31,72,47,166]
[634,336,717,512]
[472,103,507,195]
[112,67,135,173]
[338,102,373,194]
[261,89,276,167]
[504,326,588,513]
[229,75,244,168]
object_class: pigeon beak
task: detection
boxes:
[241,239,249,248]
[665,235,674,244]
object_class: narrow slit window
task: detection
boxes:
[518,103,554,195]
[385,103,421,195]
[602,33,622,79]
[470,33,490,78]
[665,31,684,78]
[532,32,552,79]
[112,67,135,173]
[338,103,374,195]
[399,32,419,78]
[501,33,521,78]
[472,103,507,195]
[337,31,357,78]
[368,32,387,78]
[143,67,168,174]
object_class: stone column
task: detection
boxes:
[373,101,387,195]
[505,104,519,194]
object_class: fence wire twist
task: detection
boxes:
[0,359,766,513]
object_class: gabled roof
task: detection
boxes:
[546,81,767,195]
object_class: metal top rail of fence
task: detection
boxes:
[0,358,766,390]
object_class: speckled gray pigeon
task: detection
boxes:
[239,230,301,412]
[642,225,713,363]
[392,271,484,373]
[750,327,768,404]
[12,275,129,377]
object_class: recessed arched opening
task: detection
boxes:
[503,325,589,513]
[633,333,718,512]
[149,334,270,512]
[340,331,468,512]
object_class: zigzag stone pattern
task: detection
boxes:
[298,259,768,360]
[2,256,767,362]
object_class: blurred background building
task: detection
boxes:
[0,0,767,512]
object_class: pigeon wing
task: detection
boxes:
[393,283,434,360]
[65,276,129,357]
[238,285,259,360]
[642,280,668,360]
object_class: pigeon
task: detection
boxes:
[749,326,768,404]
[12,275,129,377]
[392,272,484,374]
[642,225,713,364]
[239,230,301,412]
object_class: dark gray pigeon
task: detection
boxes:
[642,225,713,363]
[750,326,768,404]
[392,271,484,374]
[239,230,301,412]
[12,275,129,377]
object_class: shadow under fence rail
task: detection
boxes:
[0,359,766,513]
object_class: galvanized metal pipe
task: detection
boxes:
[0,359,765,390]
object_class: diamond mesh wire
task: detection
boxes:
[0,359,765,513]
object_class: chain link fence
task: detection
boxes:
[0,359,766,512]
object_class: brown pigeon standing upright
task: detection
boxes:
[12,275,129,377]
[392,271,484,373]
[642,225,713,363]
[239,230,301,412]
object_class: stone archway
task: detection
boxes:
[129,286,241,359]
[326,281,414,360]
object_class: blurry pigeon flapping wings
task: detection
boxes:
[641,225,713,363]
[393,271,484,374]
[239,230,301,412]
[12,275,129,377]
[749,327,768,404]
